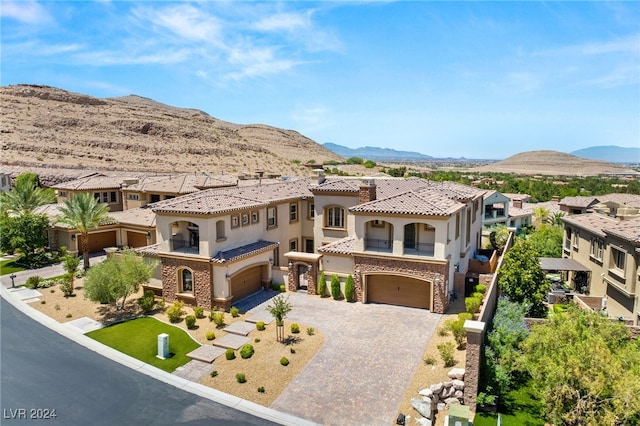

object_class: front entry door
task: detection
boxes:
[298,265,308,291]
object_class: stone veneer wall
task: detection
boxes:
[359,184,376,204]
[287,261,318,295]
[353,256,449,314]
[162,257,213,309]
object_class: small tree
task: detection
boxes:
[266,295,292,342]
[61,254,80,297]
[317,271,327,297]
[344,274,355,302]
[330,274,341,300]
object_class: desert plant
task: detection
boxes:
[437,326,449,337]
[206,331,215,341]
[167,301,185,323]
[240,344,255,359]
[266,295,292,342]
[472,291,484,300]
[230,306,240,318]
[254,338,261,343]
[210,370,218,377]
[193,306,205,319]
[449,319,467,349]
[54,304,60,311]
[279,284,286,292]
[437,342,456,367]
[235,373,246,383]
[26,275,43,289]
[290,347,296,354]
[256,321,265,331]
[280,357,289,366]
[317,271,327,297]
[60,277,75,297]
[475,284,487,294]
[465,296,482,314]
[290,323,300,334]
[306,327,315,336]
[225,348,236,360]
[66,313,72,318]
[330,274,341,300]
[211,312,225,328]
[344,274,355,302]
[185,315,196,329]
[257,386,265,393]
[40,300,46,304]
[137,290,156,313]
[458,312,473,321]
[424,356,436,365]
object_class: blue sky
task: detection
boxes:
[2,1,638,160]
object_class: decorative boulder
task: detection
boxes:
[416,418,433,426]
[454,390,464,399]
[444,397,460,406]
[452,379,465,390]
[430,382,443,394]
[411,398,434,420]
[448,368,465,380]
[436,402,446,413]
[418,388,433,398]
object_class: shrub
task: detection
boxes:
[280,357,289,366]
[317,271,327,297]
[60,278,75,298]
[211,312,225,328]
[306,327,315,336]
[66,313,73,318]
[137,290,156,313]
[271,282,280,291]
[26,276,43,289]
[424,356,436,365]
[458,312,473,322]
[472,292,484,300]
[230,306,240,318]
[185,315,196,329]
[210,370,218,378]
[40,300,46,304]
[240,344,254,359]
[449,319,467,349]
[344,274,355,302]
[437,327,449,337]
[437,342,456,367]
[290,347,296,354]
[193,306,205,319]
[257,386,265,393]
[465,296,482,314]
[225,349,236,360]
[256,321,265,331]
[206,331,215,341]
[54,304,60,311]
[279,284,286,292]
[476,391,497,409]
[167,301,185,323]
[330,274,341,300]
[364,160,377,168]
[254,338,260,343]
[235,373,246,383]
[290,323,300,334]
[475,284,487,294]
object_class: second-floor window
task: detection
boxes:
[325,206,345,229]
[150,194,161,203]
[127,194,139,200]
[590,238,603,260]
[267,207,277,228]
[308,203,315,219]
[611,247,626,274]
[290,203,298,222]
[565,229,572,251]
[572,230,580,248]
[58,191,67,198]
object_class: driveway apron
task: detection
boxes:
[251,292,441,425]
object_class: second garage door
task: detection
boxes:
[230,266,263,302]
[366,275,431,310]
[127,231,148,248]
[82,231,117,254]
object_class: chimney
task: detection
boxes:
[359,179,377,204]
[513,199,522,209]
[314,169,326,185]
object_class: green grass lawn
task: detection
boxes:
[86,317,200,373]
[473,382,545,426]
[0,257,26,276]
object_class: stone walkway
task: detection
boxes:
[241,292,442,426]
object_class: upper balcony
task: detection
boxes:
[364,237,392,253]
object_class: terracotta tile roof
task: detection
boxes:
[151,178,312,215]
[350,188,462,216]
[559,196,598,208]
[33,203,118,228]
[211,240,279,264]
[135,243,160,256]
[605,217,640,243]
[563,213,619,238]
[514,201,562,216]
[109,207,156,227]
[597,193,640,209]
[51,175,134,191]
[123,173,237,194]
[503,193,531,202]
[317,236,356,255]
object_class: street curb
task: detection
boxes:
[0,285,319,426]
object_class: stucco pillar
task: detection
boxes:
[463,320,486,413]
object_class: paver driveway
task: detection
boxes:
[239,291,441,425]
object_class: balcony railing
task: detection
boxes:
[404,242,435,257]
[170,238,199,254]
[365,238,392,252]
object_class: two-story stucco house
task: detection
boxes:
[144,174,485,314]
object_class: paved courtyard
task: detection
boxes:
[239,291,441,425]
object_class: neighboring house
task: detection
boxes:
[0,169,12,192]
[559,196,599,214]
[145,174,485,314]
[52,174,131,212]
[482,190,510,228]
[563,206,640,325]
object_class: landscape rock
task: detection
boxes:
[444,397,461,406]
[430,383,443,394]
[454,390,464,399]
[447,368,465,380]
[411,398,434,419]
[418,388,433,398]
[436,403,446,413]
[452,379,465,390]
[416,418,432,426]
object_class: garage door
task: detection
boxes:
[230,266,263,302]
[127,231,147,248]
[366,275,431,310]
[83,231,117,254]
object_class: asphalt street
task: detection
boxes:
[0,298,278,426]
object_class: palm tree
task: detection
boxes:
[56,193,112,271]
[532,206,550,229]
[0,177,56,216]
[545,211,566,227]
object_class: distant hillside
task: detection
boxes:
[473,150,639,176]
[323,143,433,161]
[571,146,640,164]
[0,84,343,175]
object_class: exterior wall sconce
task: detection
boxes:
[71,234,76,241]
[288,261,293,267]
[146,231,151,239]
[269,257,273,265]
[225,272,231,279]
[308,263,313,271]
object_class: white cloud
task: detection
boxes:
[131,4,223,44]
[253,12,310,32]
[535,34,640,57]
[581,64,640,88]
[74,48,190,66]
[1,1,51,24]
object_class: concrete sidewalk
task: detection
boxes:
[1,254,106,288]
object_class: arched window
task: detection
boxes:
[325,206,345,229]
[180,269,193,293]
